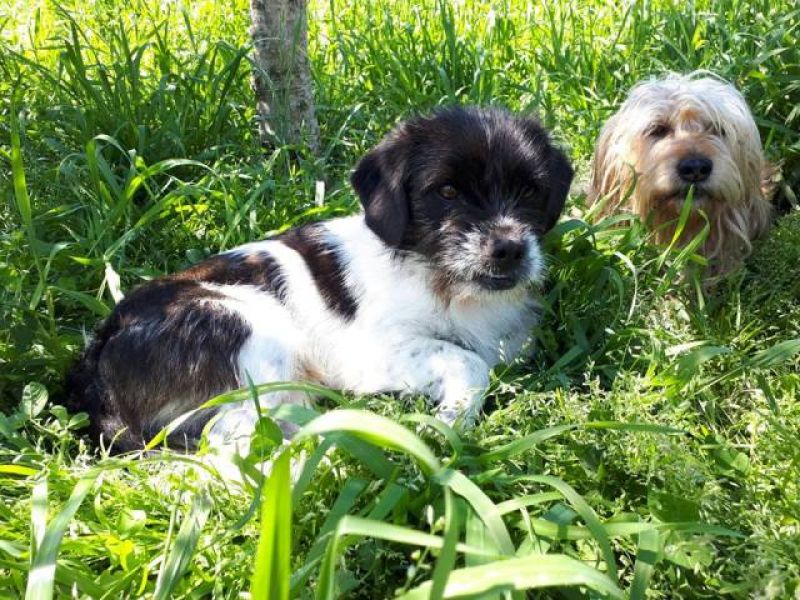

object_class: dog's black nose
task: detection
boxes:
[488,238,525,272]
[677,156,713,183]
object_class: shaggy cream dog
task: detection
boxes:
[589,73,775,276]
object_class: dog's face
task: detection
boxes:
[351,107,573,295]
[590,75,772,273]
[611,78,762,215]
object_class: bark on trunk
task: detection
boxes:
[249,0,319,153]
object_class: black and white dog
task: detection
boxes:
[66,107,573,452]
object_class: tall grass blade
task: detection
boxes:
[26,472,99,600]
[429,488,460,600]
[9,102,34,233]
[293,409,441,475]
[315,513,503,598]
[9,99,45,304]
[435,469,515,555]
[630,529,663,600]
[398,554,624,599]
[516,474,619,582]
[747,338,800,369]
[145,381,336,451]
[401,413,464,459]
[496,492,563,515]
[29,477,47,563]
[464,505,497,569]
[153,488,212,600]
[290,478,368,592]
[584,421,685,435]
[480,424,576,462]
[251,450,292,600]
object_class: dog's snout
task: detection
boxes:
[677,156,713,183]
[487,237,525,272]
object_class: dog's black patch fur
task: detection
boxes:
[66,279,251,451]
[278,224,358,321]
[178,252,288,301]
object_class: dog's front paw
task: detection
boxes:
[432,375,488,431]
[426,350,489,430]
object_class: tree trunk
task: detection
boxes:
[249,0,319,153]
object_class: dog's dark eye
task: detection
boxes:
[647,123,671,138]
[438,184,458,200]
[520,184,539,201]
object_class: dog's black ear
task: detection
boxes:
[351,138,410,248]
[516,115,573,232]
[543,147,574,232]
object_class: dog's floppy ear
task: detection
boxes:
[543,147,574,232]
[517,115,573,233]
[351,135,411,247]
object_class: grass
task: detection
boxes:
[1,0,799,597]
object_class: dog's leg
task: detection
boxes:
[422,344,491,427]
[346,339,491,428]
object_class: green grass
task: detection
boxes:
[1,0,799,597]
